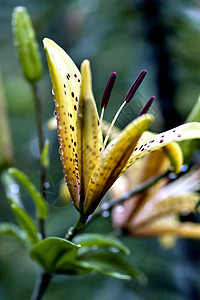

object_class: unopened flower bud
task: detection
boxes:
[12,6,42,83]
[0,72,13,169]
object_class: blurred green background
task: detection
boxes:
[0,0,200,299]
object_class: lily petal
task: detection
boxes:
[133,218,200,238]
[123,122,200,173]
[132,193,200,229]
[77,60,102,210]
[43,38,81,208]
[162,142,183,174]
[84,114,153,215]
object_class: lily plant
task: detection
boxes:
[43,38,200,229]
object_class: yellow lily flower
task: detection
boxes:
[112,144,200,242]
[43,38,200,218]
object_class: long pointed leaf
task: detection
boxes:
[8,168,48,218]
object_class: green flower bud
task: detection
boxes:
[12,6,42,83]
[0,72,13,169]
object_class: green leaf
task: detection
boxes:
[8,168,49,218]
[0,222,26,241]
[41,140,50,167]
[11,203,39,244]
[1,172,23,207]
[76,250,146,283]
[73,233,130,255]
[186,95,200,123]
[30,237,80,273]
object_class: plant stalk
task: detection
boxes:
[65,214,88,241]
[32,83,46,239]
[30,272,52,300]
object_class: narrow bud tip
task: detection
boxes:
[125,70,147,103]
[139,96,155,116]
[101,72,117,108]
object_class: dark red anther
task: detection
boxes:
[101,72,117,108]
[139,96,155,116]
[125,70,147,103]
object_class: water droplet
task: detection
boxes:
[58,147,63,155]
[10,184,20,194]
[44,182,50,189]
[101,203,109,210]
[93,173,98,180]
[169,172,177,180]
[67,227,73,236]
[52,88,55,96]
[116,205,124,213]
[91,245,98,250]
[102,211,110,218]
[110,247,119,253]
[181,164,188,172]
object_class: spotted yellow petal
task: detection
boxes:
[77,60,102,210]
[43,38,81,208]
[123,122,200,173]
[132,193,200,229]
[84,114,154,215]
[133,217,200,238]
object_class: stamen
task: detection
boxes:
[125,70,147,103]
[102,101,126,151]
[101,72,117,109]
[101,70,147,153]
[139,96,155,116]
[99,72,117,128]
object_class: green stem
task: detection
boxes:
[87,169,170,225]
[32,83,46,239]
[30,272,52,300]
[65,214,88,241]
